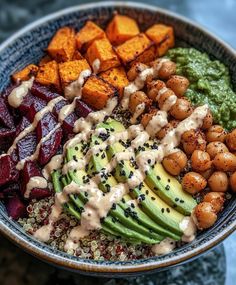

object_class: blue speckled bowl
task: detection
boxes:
[0,1,235,277]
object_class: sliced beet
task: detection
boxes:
[0,97,15,129]
[5,196,27,220]
[38,126,62,165]
[1,183,20,198]
[0,155,19,186]
[17,131,37,161]
[30,188,51,199]
[53,99,78,135]
[18,93,35,116]
[36,112,58,142]
[75,99,93,118]
[16,116,31,136]
[31,82,60,102]
[1,83,19,101]
[27,96,47,122]
[0,127,16,151]
[21,161,50,199]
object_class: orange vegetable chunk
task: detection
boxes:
[86,37,120,73]
[100,67,129,98]
[47,27,76,62]
[35,60,61,91]
[76,21,105,52]
[82,75,118,110]
[106,15,140,45]
[145,24,175,56]
[58,59,91,88]
[12,64,38,82]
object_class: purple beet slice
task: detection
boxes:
[27,96,47,122]
[0,97,15,129]
[5,196,26,220]
[31,82,60,102]
[18,93,35,117]
[0,127,16,151]
[0,155,19,186]
[21,161,50,199]
[16,117,31,136]
[36,112,58,142]
[1,183,20,198]
[38,126,62,165]
[75,99,93,118]
[53,99,78,134]
[17,131,37,161]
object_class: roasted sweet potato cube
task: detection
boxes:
[86,37,120,73]
[12,64,38,82]
[58,59,91,88]
[130,45,156,67]
[47,27,76,62]
[76,21,105,51]
[106,15,140,45]
[115,33,153,65]
[82,75,118,110]
[100,67,129,98]
[39,55,52,66]
[73,50,83,60]
[145,24,174,56]
[35,60,61,91]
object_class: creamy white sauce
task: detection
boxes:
[151,238,176,255]
[92,59,101,74]
[130,103,145,124]
[24,176,48,199]
[8,77,34,108]
[179,216,197,243]
[58,98,77,123]
[145,110,168,138]
[121,59,171,110]
[42,154,64,180]
[161,94,177,112]
[64,69,91,100]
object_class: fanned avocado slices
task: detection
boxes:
[51,117,197,244]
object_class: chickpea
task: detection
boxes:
[226,129,236,151]
[199,167,214,180]
[156,120,179,140]
[158,89,176,110]
[162,150,187,176]
[230,172,236,192]
[191,150,212,172]
[181,129,207,155]
[213,152,236,172]
[202,110,213,130]
[193,202,217,230]
[158,60,176,80]
[129,91,151,114]
[166,75,189,97]
[141,109,157,128]
[127,62,148,81]
[203,192,225,213]
[208,171,229,192]
[182,172,207,194]
[206,141,229,159]
[147,80,166,101]
[170,98,193,120]
[206,125,227,143]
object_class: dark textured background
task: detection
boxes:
[0,0,235,284]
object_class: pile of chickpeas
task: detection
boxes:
[127,59,236,230]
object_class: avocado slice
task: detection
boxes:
[137,141,197,215]
[63,141,161,244]
[102,120,184,236]
[88,130,165,242]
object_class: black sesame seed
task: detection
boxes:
[111,203,116,210]
[165,185,170,191]
[122,198,125,203]
[166,208,170,213]
[146,190,149,195]
[161,208,165,213]
[168,179,171,183]
[75,146,79,151]
[101,153,105,159]
[73,155,78,162]
[131,203,135,208]
[156,176,161,181]
[151,197,156,201]
[175,198,179,202]
[180,199,185,203]
[148,159,151,164]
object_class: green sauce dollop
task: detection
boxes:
[167,48,236,130]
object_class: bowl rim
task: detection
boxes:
[0,1,235,275]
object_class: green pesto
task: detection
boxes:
[167,48,236,130]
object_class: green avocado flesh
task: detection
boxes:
[52,118,197,244]
[167,48,236,130]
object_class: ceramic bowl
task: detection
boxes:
[0,1,235,277]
